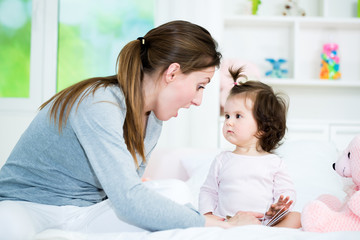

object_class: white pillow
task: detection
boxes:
[144,179,194,205]
[180,148,221,208]
[180,148,221,178]
[276,140,346,211]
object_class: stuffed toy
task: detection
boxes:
[282,0,305,16]
[301,134,360,232]
[265,58,288,78]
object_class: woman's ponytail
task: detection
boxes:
[116,40,146,168]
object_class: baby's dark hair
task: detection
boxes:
[228,66,288,152]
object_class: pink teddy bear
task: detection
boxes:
[301,135,360,232]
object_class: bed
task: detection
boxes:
[34,139,360,239]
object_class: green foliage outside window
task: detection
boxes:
[0,0,31,98]
[0,0,154,98]
[57,0,154,92]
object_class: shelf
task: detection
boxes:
[224,15,295,27]
[223,0,359,20]
[222,14,360,84]
[298,17,360,29]
[262,78,360,88]
[224,15,360,28]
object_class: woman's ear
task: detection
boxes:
[165,63,180,83]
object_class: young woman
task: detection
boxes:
[0,20,261,239]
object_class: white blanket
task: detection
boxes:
[35,225,360,240]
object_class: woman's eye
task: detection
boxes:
[236,114,242,119]
[198,85,205,90]
[348,152,351,159]
[225,114,230,119]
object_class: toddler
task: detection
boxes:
[199,67,301,228]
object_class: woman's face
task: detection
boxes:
[154,65,215,121]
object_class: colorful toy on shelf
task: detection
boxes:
[320,43,341,80]
[282,0,305,16]
[250,0,261,15]
[265,58,288,78]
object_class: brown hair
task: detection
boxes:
[40,20,221,167]
[228,66,288,152]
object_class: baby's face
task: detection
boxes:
[222,94,259,148]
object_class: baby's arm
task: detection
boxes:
[198,154,223,216]
[273,158,296,207]
[269,158,301,228]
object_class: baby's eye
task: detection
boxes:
[348,152,351,159]
[236,114,242,119]
[225,114,230,119]
[198,85,205,90]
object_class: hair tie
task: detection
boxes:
[234,82,239,86]
[137,37,149,67]
[137,37,145,45]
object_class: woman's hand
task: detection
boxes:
[204,212,225,221]
[266,195,293,218]
[205,211,262,229]
[227,211,263,226]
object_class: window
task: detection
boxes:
[0,0,31,98]
[57,0,155,91]
[1,0,154,110]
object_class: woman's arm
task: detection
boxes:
[205,211,263,228]
[71,88,204,231]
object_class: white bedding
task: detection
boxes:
[33,140,360,239]
[35,225,360,240]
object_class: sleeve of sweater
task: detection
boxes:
[273,157,297,208]
[69,87,205,231]
[198,153,222,215]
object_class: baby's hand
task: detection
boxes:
[265,195,293,218]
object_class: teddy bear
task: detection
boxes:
[301,134,360,232]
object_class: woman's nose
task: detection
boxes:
[191,92,203,106]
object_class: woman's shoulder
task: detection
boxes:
[94,84,125,102]
[76,84,126,111]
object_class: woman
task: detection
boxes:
[0,20,261,239]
